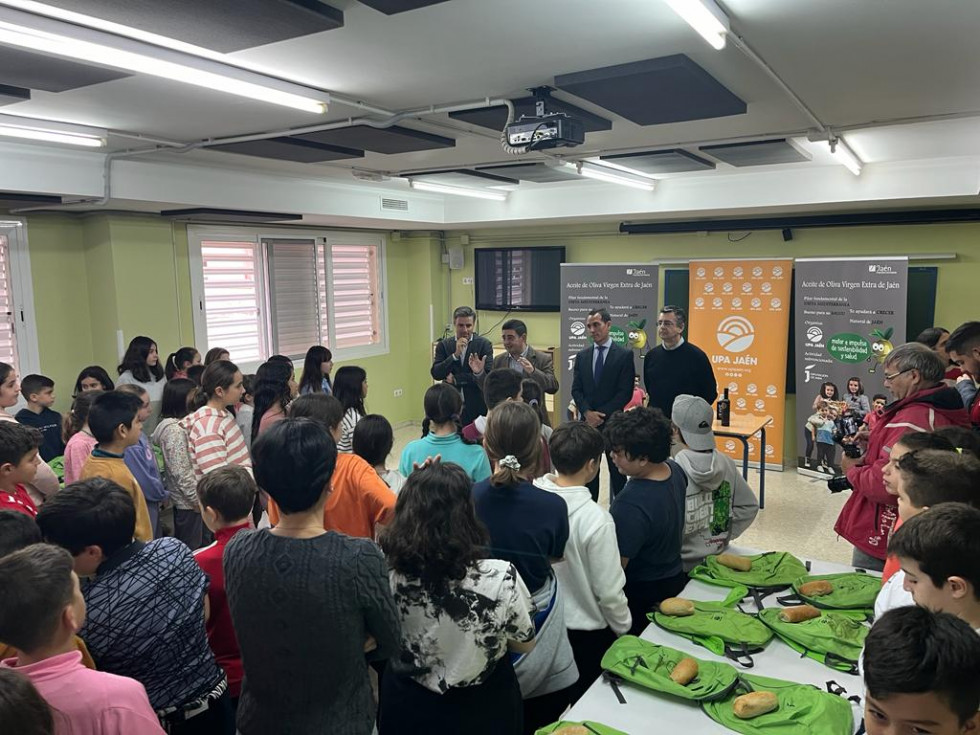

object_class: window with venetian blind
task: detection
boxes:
[190,228,386,366]
[0,235,20,370]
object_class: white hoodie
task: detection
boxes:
[673,449,760,572]
[533,474,632,634]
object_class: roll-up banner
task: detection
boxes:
[688,259,793,467]
[794,257,908,478]
[559,263,660,419]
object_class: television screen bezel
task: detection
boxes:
[473,245,566,313]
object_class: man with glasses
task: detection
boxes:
[834,342,968,571]
[642,306,717,419]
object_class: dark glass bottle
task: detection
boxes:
[717,387,731,427]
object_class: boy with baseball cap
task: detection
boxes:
[671,394,760,571]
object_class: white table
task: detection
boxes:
[565,547,877,734]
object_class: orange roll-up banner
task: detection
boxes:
[688,259,793,467]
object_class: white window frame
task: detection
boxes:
[0,219,41,379]
[188,225,388,373]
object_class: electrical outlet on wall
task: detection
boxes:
[462,276,474,285]
[393,388,403,397]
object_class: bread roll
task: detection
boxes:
[669,657,699,686]
[717,553,753,572]
[733,691,779,718]
[660,597,696,616]
[779,605,821,623]
[799,580,833,597]
[553,727,589,735]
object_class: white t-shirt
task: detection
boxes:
[874,570,913,619]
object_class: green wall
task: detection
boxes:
[22,214,978,445]
[445,223,979,464]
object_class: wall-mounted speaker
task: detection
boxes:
[448,246,464,270]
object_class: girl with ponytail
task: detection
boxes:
[399,383,490,482]
[180,360,251,481]
[472,400,577,724]
[165,346,201,381]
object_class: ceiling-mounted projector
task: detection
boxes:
[504,86,585,150]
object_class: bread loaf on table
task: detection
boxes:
[799,580,833,597]
[779,605,821,623]
[733,691,779,718]
[553,727,589,735]
[669,657,699,686]
[717,553,753,572]
[660,597,696,616]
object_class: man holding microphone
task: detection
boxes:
[431,306,494,425]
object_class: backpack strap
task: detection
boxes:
[749,587,769,610]
[723,642,755,669]
[827,680,863,705]
[603,671,627,704]
[823,652,860,676]
[775,592,806,607]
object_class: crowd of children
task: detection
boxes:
[0,326,977,734]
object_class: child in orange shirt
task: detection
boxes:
[264,394,395,540]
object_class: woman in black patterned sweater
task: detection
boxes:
[224,418,400,735]
[378,460,535,735]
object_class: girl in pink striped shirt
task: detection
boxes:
[181,361,252,481]
[62,390,102,485]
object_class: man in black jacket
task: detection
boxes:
[643,306,717,419]
[571,308,636,500]
[430,306,494,425]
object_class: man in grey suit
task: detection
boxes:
[481,319,559,396]
[571,308,636,501]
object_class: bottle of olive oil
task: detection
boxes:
[717,388,731,427]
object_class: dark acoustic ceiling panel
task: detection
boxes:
[449,96,611,133]
[403,169,519,187]
[554,54,746,126]
[700,139,811,167]
[0,84,30,107]
[39,0,343,52]
[600,149,716,174]
[357,0,452,14]
[0,47,130,92]
[476,162,581,183]
[211,137,364,163]
[161,208,304,223]
[293,125,455,154]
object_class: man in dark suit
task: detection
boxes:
[571,308,636,501]
[479,318,559,395]
[431,305,494,425]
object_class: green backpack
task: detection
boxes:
[535,722,629,735]
[702,672,855,735]
[650,600,774,668]
[776,572,882,616]
[757,607,869,674]
[600,636,740,703]
[689,552,809,605]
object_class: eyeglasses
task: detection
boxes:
[882,368,911,381]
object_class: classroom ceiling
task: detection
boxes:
[0,0,978,219]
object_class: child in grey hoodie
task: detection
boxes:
[671,394,759,571]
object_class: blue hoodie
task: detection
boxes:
[125,433,168,503]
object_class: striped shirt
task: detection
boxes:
[337,407,363,454]
[180,407,252,481]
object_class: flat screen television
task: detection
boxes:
[474,246,566,312]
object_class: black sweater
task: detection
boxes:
[224,530,400,735]
[642,341,718,418]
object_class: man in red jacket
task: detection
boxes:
[834,343,969,571]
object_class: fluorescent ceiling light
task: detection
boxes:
[410,180,509,201]
[0,123,104,147]
[0,7,327,113]
[663,0,730,50]
[585,157,660,181]
[549,161,656,192]
[830,137,863,176]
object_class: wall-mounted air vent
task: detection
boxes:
[381,197,409,212]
